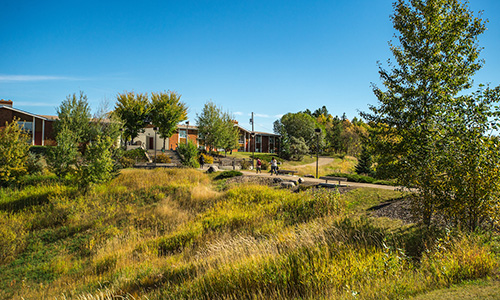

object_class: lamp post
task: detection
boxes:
[315,128,322,178]
[185,121,189,145]
[153,127,159,163]
[250,112,255,169]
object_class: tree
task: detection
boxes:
[196,101,239,153]
[47,125,78,179]
[274,112,324,159]
[55,91,91,144]
[355,146,373,176]
[150,91,188,150]
[77,135,115,187]
[115,92,150,144]
[0,118,30,185]
[289,136,309,161]
[362,0,497,228]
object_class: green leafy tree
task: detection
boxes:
[196,101,239,154]
[362,0,498,228]
[274,112,324,159]
[77,135,115,187]
[115,91,150,144]
[289,136,309,161]
[177,140,200,168]
[0,119,30,185]
[47,125,78,179]
[150,91,188,150]
[220,111,239,155]
[55,91,92,144]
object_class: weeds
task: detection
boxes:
[0,168,498,300]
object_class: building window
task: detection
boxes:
[17,121,33,133]
[179,130,187,138]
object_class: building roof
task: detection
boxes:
[0,105,55,121]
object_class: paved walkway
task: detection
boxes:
[238,170,401,191]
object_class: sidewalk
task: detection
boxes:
[239,170,400,191]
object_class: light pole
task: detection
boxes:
[315,128,322,178]
[185,121,189,145]
[250,112,255,169]
[153,127,159,163]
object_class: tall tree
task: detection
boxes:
[196,101,238,153]
[55,91,91,144]
[150,91,188,150]
[115,92,150,144]
[274,112,324,159]
[362,0,496,227]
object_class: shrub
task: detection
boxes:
[177,141,200,168]
[25,152,45,175]
[76,136,114,187]
[119,156,135,168]
[240,159,252,170]
[201,153,214,164]
[123,148,148,162]
[214,170,243,180]
[155,153,171,163]
[0,119,30,186]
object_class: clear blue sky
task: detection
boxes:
[1,0,499,133]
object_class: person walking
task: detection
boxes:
[199,154,205,169]
[256,158,262,174]
[270,157,278,175]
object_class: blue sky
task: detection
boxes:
[1,0,499,133]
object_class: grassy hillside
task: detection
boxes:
[0,169,498,299]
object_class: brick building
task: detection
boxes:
[0,99,56,145]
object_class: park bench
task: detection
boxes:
[276,169,298,175]
[319,176,348,185]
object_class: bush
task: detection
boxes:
[240,159,252,170]
[155,153,171,163]
[25,152,45,175]
[123,148,148,162]
[326,172,393,185]
[119,156,135,168]
[201,153,214,164]
[29,146,49,156]
[214,170,243,180]
[177,141,200,168]
[0,119,30,185]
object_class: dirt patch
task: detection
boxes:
[369,198,415,224]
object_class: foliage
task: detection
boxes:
[54,91,92,144]
[0,169,498,299]
[25,152,44,175]
[177,141,200,168]
[150,91,188,149]
[196,101,239,153]
[326,172,393,185]
[0,118,30,185]
[274,112,323,158]
[155,153,171,163]
[240,159,252,170]
[46,125,79,178]
[288,136,309,161]
[362,0,499,229]
[214,170,243,180]
[115,91,150,143]
[123,148,148,162]
[355,146,373,176]
[76,135,115,187]
[201,153,214,164]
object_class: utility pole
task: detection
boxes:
[250,112,255,169]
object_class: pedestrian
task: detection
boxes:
[199,154,205,169]
[270,157,278,175]
[256,158,262,174]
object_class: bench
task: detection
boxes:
[319,176,348,185]
[276,169,298,175]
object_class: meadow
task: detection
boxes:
[0,168,499,299]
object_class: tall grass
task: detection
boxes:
[0,168,498,299]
